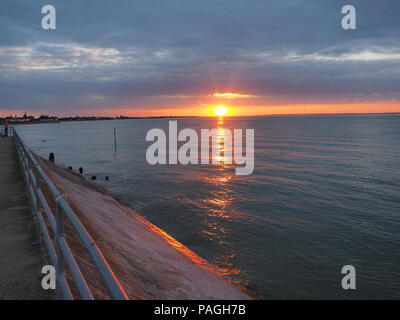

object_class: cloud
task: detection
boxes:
[280,48,400,62]
[0,43,124,72]
[211,93,259,99]
[0,0,399,114]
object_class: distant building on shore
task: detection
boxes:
[1,112,35,123]
[38,115,59,122]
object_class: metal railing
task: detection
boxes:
[14,130,129,300]
[0,126,14,136]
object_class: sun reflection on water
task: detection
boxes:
[195,119,248,289]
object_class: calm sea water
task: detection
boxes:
[17,114,400,299]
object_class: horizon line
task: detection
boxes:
[3,111,400,120]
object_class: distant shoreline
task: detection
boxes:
[3,112,400,126]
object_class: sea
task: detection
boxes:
[16,114,400,299]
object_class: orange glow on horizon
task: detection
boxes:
[99,102,400,118]
[4,102,399,118]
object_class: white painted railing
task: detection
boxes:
[14,130,129,300]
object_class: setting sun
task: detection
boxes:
[213,106,228,117]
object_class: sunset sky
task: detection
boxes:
[1,0,400,117]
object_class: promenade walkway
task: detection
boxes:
[0,136,52,299]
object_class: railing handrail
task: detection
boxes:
[13,129,129,300]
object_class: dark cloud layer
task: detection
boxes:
[1,0,399,114]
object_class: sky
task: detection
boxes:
[1,0,400,117]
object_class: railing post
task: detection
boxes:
[55,196,66,299]
[32,165,42,245]
[25,151,30,186]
